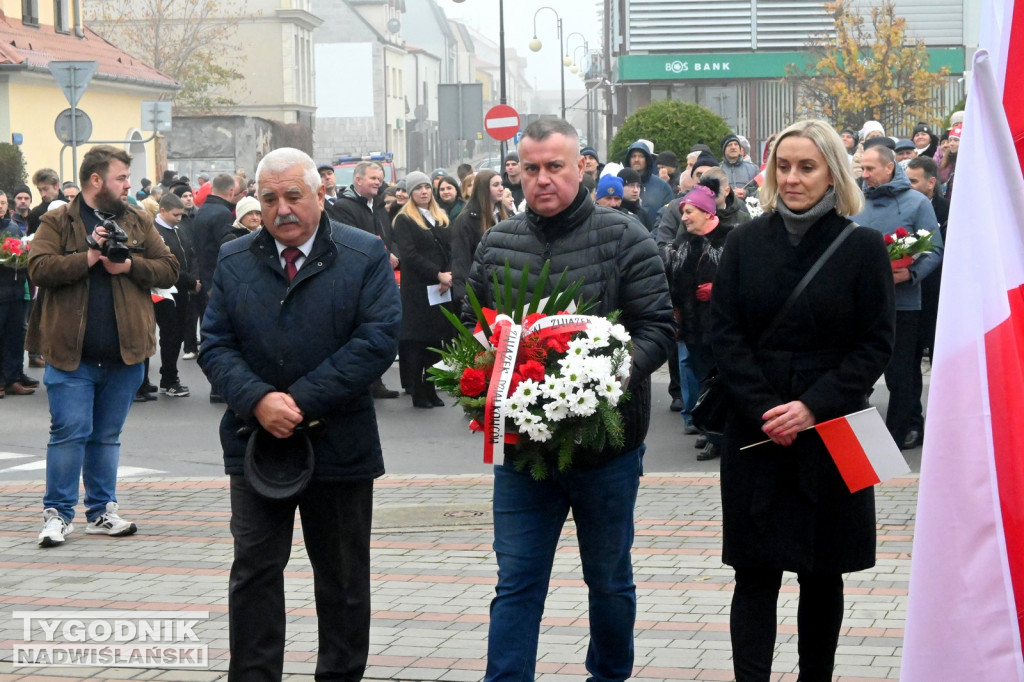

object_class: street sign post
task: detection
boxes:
[48,61,99,176]
[141,101,173,132]
[54,108,93,145]
[484,105,520,142]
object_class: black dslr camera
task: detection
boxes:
[86,215,141,264]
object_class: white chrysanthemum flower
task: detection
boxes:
[506,395,525,415]
[512,410,540,429]
[609,324,630,343]
[511,378,541,406]
[432,359,454,372]
[582,355,613,380]
[543,401,570,422]
[595,376,623,403]
[565,337,593,360]
[562,367,585,387]
[917,229,930,237]
[569,389,599,417]
[557,352,587,375]
[585,319,612,347]
[903,236,917,246]
[524,421,553,442]
[542,375,564,398]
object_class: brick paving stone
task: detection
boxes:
[0,473,913,680]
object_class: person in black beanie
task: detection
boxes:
[911,122,938,158]
[502,152,525,206]
[581,147,603,181]
[617,167,650,230]
[656,150,681,193]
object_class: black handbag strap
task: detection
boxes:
[755,222,858,348]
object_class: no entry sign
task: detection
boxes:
[484,105,520,141]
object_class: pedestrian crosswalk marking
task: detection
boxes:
[0,454,164,477]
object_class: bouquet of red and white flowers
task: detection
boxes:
[429,262,633,480]
[885,227,935,264]
[0,230,31,271]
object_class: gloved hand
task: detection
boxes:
[696,282,713,302]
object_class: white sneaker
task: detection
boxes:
[182,352,197,360]
[38,508,73,547]
[85,502,138,537]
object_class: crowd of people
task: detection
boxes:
[0,109,960,681]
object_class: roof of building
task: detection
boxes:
[0,13,178,90]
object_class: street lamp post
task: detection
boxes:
[529,6,565,120]
[452,0,508,159]
[566,34,593,147]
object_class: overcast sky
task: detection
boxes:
[440,0,602,93]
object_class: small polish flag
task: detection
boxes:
[815,407,910,493]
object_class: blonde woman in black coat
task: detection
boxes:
[710,119,895,682]
[391,172,454,408]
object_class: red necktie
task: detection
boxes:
[282,247,302,282]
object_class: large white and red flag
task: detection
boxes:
[901,1,1024,679]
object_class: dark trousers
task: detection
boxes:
[730,567,844,682]
[667,344,681,400]
[884,310,922,443]
[0,297,27,385]
[404,341,441,402]
[154,294,188,387]
[183,291,202,354]
[228,475,373,682]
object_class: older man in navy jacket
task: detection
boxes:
[199,147,401,681]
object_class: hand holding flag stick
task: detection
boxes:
[739,407,909,493]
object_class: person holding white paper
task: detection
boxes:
[709,119,896,682]
[391,171,454,408]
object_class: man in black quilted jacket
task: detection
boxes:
[466,117,674,682]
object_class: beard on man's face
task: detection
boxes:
[94,186,127,217]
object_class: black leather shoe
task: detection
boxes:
[412,397,434,408]
[902,429,923,450]
[696,443,720,461]
[210,393,226,404]
[669,397,684,412]
[19,374,39,388]
[694,435,708,449]
[429,395,445,407]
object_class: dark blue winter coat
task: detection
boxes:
[624,141,675,228]
[198,212,402,480]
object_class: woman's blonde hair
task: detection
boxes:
[760,119,863,217]
[398,183,450,229]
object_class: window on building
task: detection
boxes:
[22,0,39,26]
[54,0,70,33]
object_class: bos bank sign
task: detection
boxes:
[617,49,963,81]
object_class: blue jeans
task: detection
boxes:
[485,445,644,682]
[42,362,143,523]
[677,342,700,425]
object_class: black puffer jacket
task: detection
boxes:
[465,187,675,468]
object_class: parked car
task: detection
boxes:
[474,156,502,173]
[332,153,396,187]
